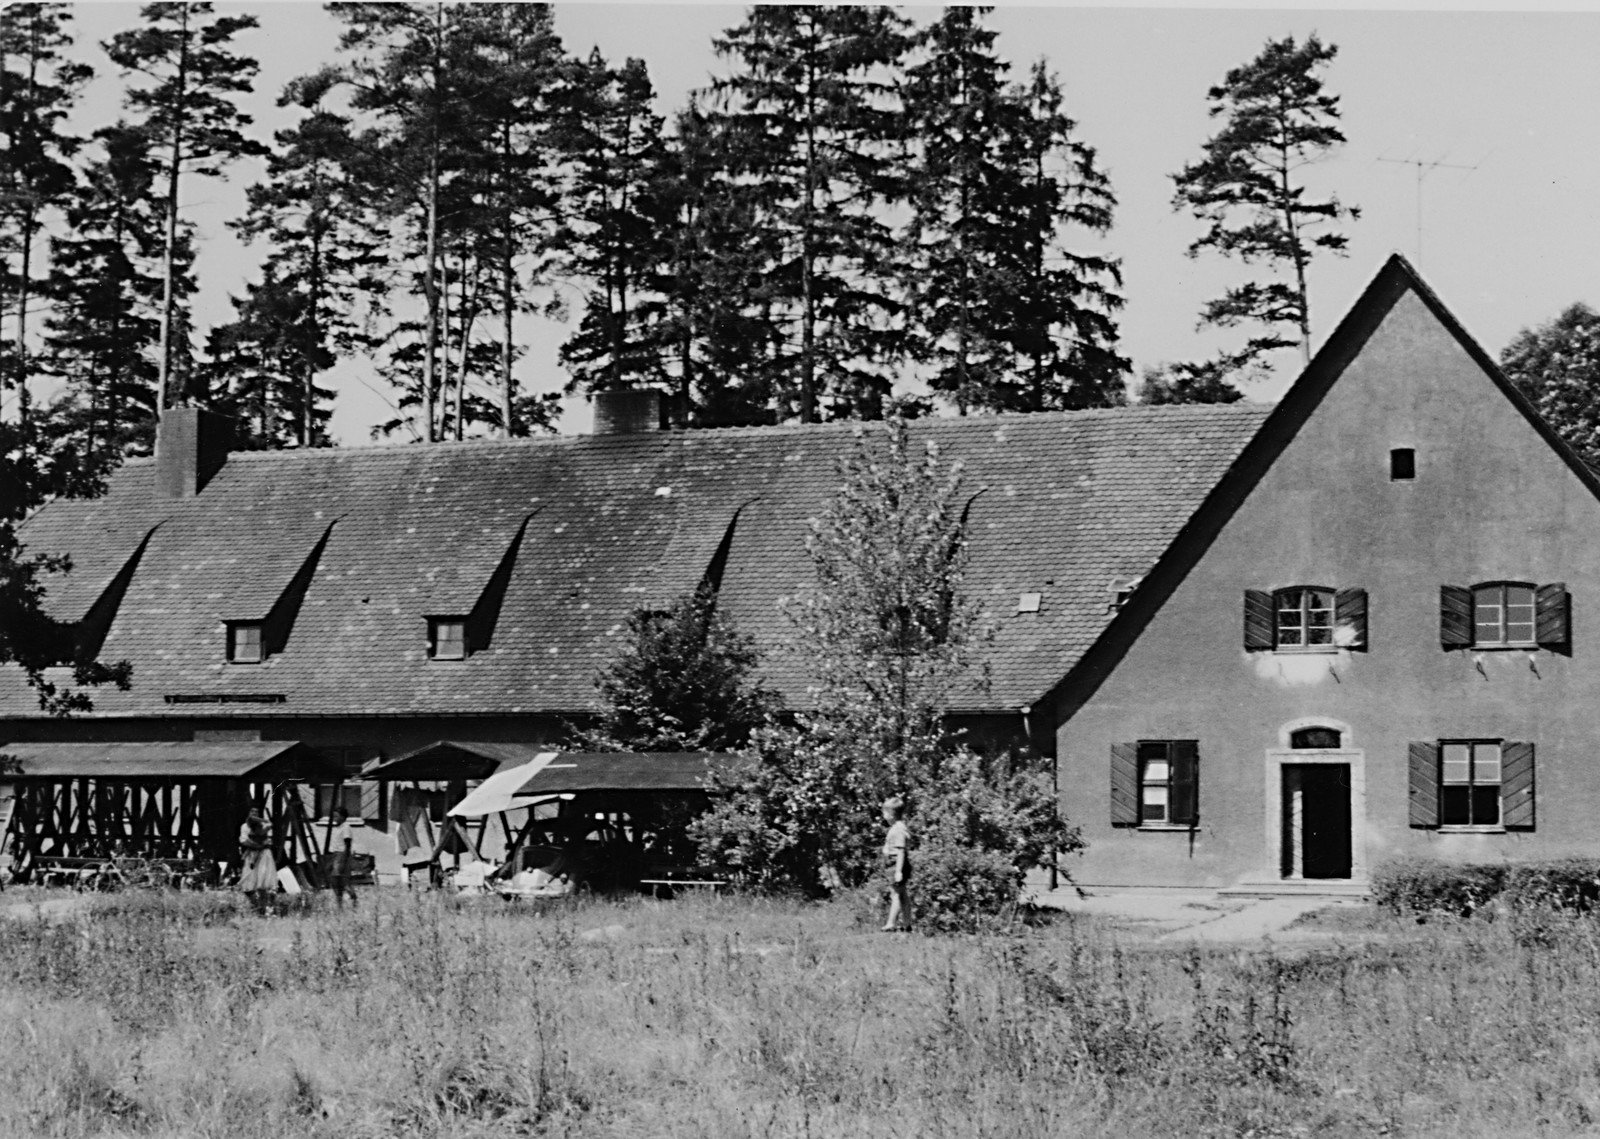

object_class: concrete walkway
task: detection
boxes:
[1024,883,1365,944]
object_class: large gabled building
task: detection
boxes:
[7,255,1599,891]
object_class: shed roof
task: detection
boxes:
[5,403,1272,717]
[0,740,338,780]
[374,741,721,796]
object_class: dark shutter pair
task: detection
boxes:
[1243,589,1368,650]
[1439,584,1569,651]
[1110,740,1198,827]
[1407,740,1535,829]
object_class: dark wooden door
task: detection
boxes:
[1298,765,1352,879]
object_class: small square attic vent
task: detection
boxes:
[1017,592,1042,614]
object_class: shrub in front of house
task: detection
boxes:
[1372,856,1600,916]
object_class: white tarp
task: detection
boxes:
[448,752,560,818]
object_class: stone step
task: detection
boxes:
[1220,880,1370,898]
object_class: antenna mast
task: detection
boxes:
[1376,152,1481,267]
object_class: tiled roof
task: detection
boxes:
[4,404,1271,718]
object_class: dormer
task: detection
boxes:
[222,521,336,664]
[422,512,536,662]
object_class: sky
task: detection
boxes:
[51,2,1600,444]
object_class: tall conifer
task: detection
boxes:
[1171,34,1357,374]
[41,124,169,481]
[709,6,911,423]
[105,2,266,412]
[216,72,379,448]
[0,2,90,443]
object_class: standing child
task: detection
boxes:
[881,796,911,932]
[328,806,357,909]
[238,806,277,914]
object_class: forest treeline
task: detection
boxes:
[0,1,1140,495]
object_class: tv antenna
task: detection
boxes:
[1376,151,1484,268]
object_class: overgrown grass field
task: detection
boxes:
[3,888,1599,1137]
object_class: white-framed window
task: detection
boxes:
[1472,582,1536,647]
[1245,588,1366,652]
[1132,740,1198,826]
[1274,587,1335,649]
[1439,740,1502,827]
[227,622,264,664]
[428,617,467,661]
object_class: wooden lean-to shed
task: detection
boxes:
[1,740,343,876]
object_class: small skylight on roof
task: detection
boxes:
[1017,592,1042,614]
[655,486,673,497]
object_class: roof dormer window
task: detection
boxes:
[428,617,467,661]
[227,621,264,664]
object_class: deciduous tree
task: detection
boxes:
[1136,360,1244,405]
[694,419,1078,918]
[1501,303,1600,470]
[584,588,777,753]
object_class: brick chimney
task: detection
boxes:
[155,408,235,499]
[592,388,664,435]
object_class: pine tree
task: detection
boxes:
[105,2,267,412]
[993,61,1126,411]
[328,2,568,442]
[41,123,170,483]
[559,54,681,401]
[216,71,380,448]
[1171,34,1358,374]
[0,2,91,444]
[469,3,568,437]
[903,19,1124,415]
[646,102,778,427]
[709,6,911,423]
[900,7,1017,414]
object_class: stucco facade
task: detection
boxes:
[1054,269,1600,889]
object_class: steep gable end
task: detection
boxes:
[1045,254,1600,729]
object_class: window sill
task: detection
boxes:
[1273,646,1339,655]
[1137,823,1199,832]
[1438,825,1506,835]
[1469,644,1538,652]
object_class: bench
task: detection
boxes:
[639,878,728,899]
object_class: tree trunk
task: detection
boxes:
[419,3,445,444]
[1276,111,1312,364]
[499,155,515,437]
[800,54,817,424]
[155,3,191,414]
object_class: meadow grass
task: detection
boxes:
[2,888,1599,1137]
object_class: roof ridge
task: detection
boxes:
[219,401,1279,462]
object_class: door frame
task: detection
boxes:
[1265,731,1366,883]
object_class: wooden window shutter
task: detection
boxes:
[1110,742,1138,827]
[1334,588,1368,650]
[1501,741,1535,829]
[1244,590,1274,650]
[1170,740,1199,826]
[1408,741,1439,828]
[1439,586,1473,649]
[1535,584,1570,653]
[359,781,382,826]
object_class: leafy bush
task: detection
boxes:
[907,748,1081,932]
[1371,857,1506,916]
[1372,856,1600,916]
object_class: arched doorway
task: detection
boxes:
[1266,720,1365,883]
